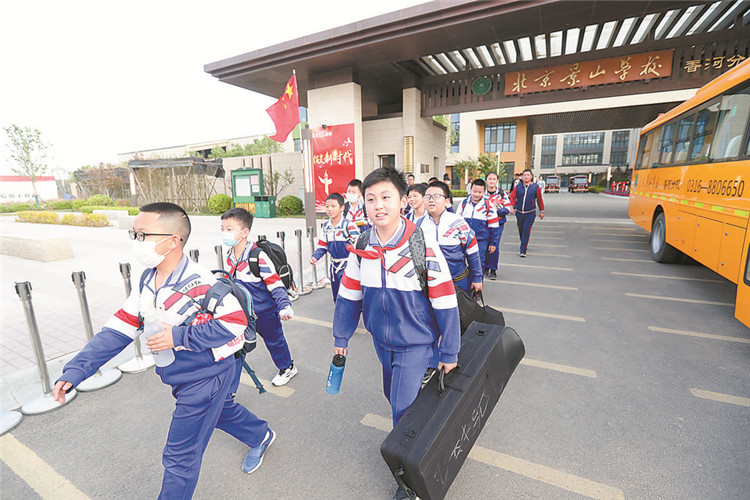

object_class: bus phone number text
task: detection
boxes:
[686,179,745,197]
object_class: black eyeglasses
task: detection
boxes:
[128,229,181,242]
[424,194,446,201]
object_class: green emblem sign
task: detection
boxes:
[471,77,492,96]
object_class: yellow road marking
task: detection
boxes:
[501,263,573,271]
[500,306,585,322]
[648,326,750,344]
[625,293,733,307]
[602,257,655,263]
[521,358,597,378]
[612,272,722,283]
[360,414,624,500]
[240,373,295,398]
[503,242,568,248]
[0,434,90,500]
[292,315,368,335]
[494,280,578,291]
[690,389,750,407]
[595,247,650,252]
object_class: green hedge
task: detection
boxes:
[16,211,109,227]
[47,200,73,210]
[208,194,232,214]
[86,194,114,206]
[79,205,139,215]
[589,186,605,193]
[278,195,303,216]
[451,190,467,198]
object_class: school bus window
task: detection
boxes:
[711,92,750,160]
[674,115,695,164]
[637,132,654,169]
[690,106,717,161]
[659,122,676,165]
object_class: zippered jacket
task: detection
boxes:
[333,218,460,364]
[312,217,360,274]
[510,183,545,213]
[227,243,291,316]
[418,211,483,284]
[58,255,247,388]
[484,189,512,224]
[458,198,500,246]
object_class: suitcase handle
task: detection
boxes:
[394,467,418,500]
[438,367,446,394]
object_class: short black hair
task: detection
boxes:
[221,207,254,231]
[428,177,439,183]
[407,174,415,179]
[326,192,345,207]
[522,168,532,175]
[514,173,520,177]
[362,167,407,198]
[471,178,486,189]
[407,183,427,196]
[486,172,499,180]
[427,180,452,200]
[139,202,191,246]
[347,179,362,192]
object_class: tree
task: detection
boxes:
[73,163,130,199]
[265,168,296,197]
[452,159,479,180]
[207,135,285,159]
[3,124,50,204]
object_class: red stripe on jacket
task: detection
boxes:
[341,273,361,291]
[428,280,455,299]
[114,309,139,327]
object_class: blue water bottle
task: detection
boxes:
[326,354,346,395]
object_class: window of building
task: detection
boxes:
[484,122,516,153]
[562,153,602,165]
[299,107,308,123]
[563,132,604,148]
[450,114,460,154]
[611,131,630,148]
[541,135,557,152]
[499,162,515,191]
[379,154,396,169]
[609,151,628,166]
[541,154,556,169]
[293,138,302,152]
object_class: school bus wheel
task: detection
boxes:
[650,212,677,263]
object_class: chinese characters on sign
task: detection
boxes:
[683,53,746,73]
[311,123,356,211]
[504,50,674,95]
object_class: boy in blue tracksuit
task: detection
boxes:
[509,169,545,257]
[332,168,460,499]
[483,172,512,280]
[221,208,298,387]
[311,193,360,302]
[457,178,500,273]
[54,203,275,499]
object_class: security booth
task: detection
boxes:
[231,168,276,218]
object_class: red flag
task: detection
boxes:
[266,73,300,142]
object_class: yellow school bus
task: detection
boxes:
[629,58,750,328]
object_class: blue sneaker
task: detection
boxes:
[243,430,276,473]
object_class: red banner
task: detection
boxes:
[311,124,355,211]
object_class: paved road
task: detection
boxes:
[2,193,749,499]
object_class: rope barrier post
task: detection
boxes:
[294,229,312,296]
[15,281,77,415]
[71,271,122,391]
[117,263,155,373]
[309,226,326,289]
[214,245,224,270]
[321,221,330,281]
[277,231,285,251]
[188,249,199,263]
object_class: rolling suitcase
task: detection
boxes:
[380,323,524,500]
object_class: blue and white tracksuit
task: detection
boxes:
[57,255,268,500]
[333,218,460,425]
[405,209,426,223]
[484,190,512,271]
[228,244,293,371]
[458,198,500,272]
[510,182,545,254]
[345,199,370,231]
[311,217,360,302]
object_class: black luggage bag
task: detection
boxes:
[454,288,505,333]
[380,323,524,500]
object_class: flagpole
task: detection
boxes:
[296,69,317,241]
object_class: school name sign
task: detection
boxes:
[504,49,674,96]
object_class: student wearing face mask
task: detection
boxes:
[53,203,275,499]
[220,208,297,387]
[344,179,369,231]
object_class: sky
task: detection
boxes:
[0,0,428,176]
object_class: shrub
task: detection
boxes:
[127,207,140,215]
[61,213,79,225]
[80,214,109,227]
[451,190,467,198]
[47,200,73,210]
[115,198,132,207]
[86,194,114,206]
[208,194,232,214]
[278,195,303,216]
[16,211,60,224]
[589,186,605,193]
[71,199,87,210]
[10,203,32,212]
[0,205,13,213]
[78,205,138,215]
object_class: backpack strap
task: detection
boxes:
[355,228,371,264]
[137,269,152,329]
[408,226,429,297]
[246,245,263,280]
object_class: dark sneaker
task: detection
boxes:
[520,252,526,258]
[422,368,437,385]
[489,270,497,280]
[243,430,276,473]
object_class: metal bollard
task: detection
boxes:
[295,229,312,296]
[188,249,199,263]
[15,281,77,415]
[321,221,331,281]
[277,231,286,251]
[117,263,155,373]
[309,226,326,289]
[214,245,224,270]
[71,271,122,391]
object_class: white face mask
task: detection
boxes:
[132,237,171,268]
[346,194,359,204]
[221,230,243,248]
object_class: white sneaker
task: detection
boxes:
[272,364,298,386]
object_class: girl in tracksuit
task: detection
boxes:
[509,169,545,257]
[311,193,360,302]
[457,178,500,273]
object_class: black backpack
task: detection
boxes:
[355,226,428,296]
[247,237,294,291]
